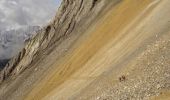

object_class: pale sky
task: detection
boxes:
[0,0,61,30]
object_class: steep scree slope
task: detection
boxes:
[0,0,170,100]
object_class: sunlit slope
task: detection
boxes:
[26,0,170,99]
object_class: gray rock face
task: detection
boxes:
[0,0,111,83]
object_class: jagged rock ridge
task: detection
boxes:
[0,0,113,84]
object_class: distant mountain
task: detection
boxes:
[0,26,40,60]
[0,59,9,70]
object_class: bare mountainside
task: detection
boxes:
[0,0,170,100]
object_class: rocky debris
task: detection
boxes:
[0,0,111,84]
[119,75,126,82]
[91,38,170,100]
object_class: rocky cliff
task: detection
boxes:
[0,0,111,83]
[0,0,170,100]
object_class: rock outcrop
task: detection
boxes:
[0,0,114,83]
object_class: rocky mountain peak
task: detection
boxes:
[0,0,109,83]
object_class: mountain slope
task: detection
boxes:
[0,0,170,100]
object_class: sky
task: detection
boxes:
[0,0,61,30]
